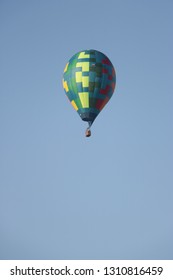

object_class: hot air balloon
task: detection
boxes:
[62,50,116,137]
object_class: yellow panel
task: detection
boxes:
[71,100,78,111]
[82,62,89,72]
[82,76,89,88]
[76,62,82,68]
[79,92,89,108]
[64,63,69,73]
[78,52,90,59]
[76,62,89,72]
[63,80,69,92]
[75,71,82,83]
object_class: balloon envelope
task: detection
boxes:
[63,50,116,126]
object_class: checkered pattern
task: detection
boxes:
[63,50,116,124]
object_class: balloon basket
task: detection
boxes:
[85,129,91,137]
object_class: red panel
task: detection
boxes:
[102,68,108,74]
[111,82,115,91]
[100,85,110,95]
[96,97,109,111]
[112,67,116,76]
[102,58,111,65]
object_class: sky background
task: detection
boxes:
[0,0,173,260]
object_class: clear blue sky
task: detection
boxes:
[0,0,173,260]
